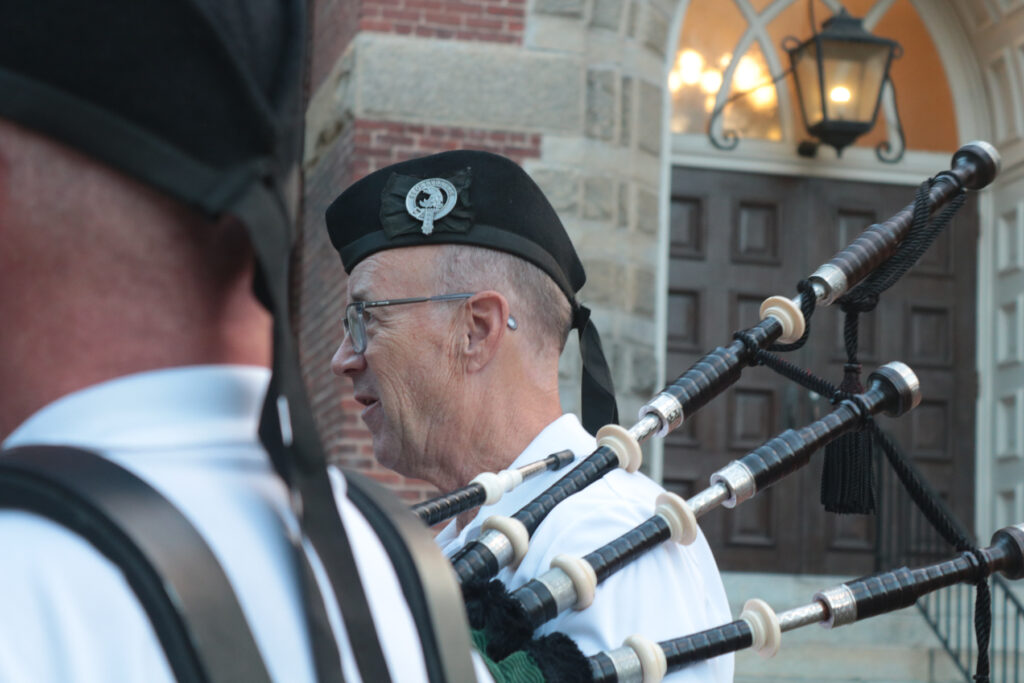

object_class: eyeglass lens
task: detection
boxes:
[345,305,367,353]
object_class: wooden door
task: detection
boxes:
[663,166,978,575]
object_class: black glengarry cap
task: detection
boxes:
[0,0,330,479]
[325,150,618,433]
[0,0,305,225]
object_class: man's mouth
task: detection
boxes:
[354,394,381,423]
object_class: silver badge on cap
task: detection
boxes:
[405,178,458,235]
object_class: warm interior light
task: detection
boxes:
[751,85,776,108]
[699,69,723,95]
[668,70,685,93]
[678,49,704,85]
[733,56,762,92]
[829,86,852,103]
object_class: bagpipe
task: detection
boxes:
[410,142,1008,681]
[583,523,1024,683]
[412,450,575,526]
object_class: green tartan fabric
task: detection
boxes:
[472,629,547,683]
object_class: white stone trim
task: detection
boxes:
[670,134,946,184]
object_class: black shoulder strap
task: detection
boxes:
[0,445,273,683]
[344,470,477,683]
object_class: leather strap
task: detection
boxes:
[345,471,478,683]
[0,445,272,683]
[235,184,391,683]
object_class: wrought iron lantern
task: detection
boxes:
[785,9,901,159]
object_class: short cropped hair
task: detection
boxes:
[435,244,572,355]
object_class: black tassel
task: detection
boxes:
[523,633,592,683]
[821,428,876,513]
[462,579,536,660]
[821,361,876,514]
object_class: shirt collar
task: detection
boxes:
[3,365,270,452]
[434,413,596,549]
[504,413,595,470]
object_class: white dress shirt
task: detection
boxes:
[0,365,438,683]
[436,414,735,682]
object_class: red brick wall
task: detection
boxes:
[299,1,538,503]
[349,120,541,180]
[360,0,525,43]
[310,0,524,94]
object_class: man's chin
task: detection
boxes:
[372,441,402,473]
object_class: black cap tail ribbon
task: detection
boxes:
[575,303,619,434]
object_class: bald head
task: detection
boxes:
[0,119,270,439]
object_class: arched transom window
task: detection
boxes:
[670,0,958,158]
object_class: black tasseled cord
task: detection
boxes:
[870,424,991,681]
[822,178,966,516]
[820,303,876,515]
[727,179,986,678]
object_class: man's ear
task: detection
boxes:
[462,290,511,372]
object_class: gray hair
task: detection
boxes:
[434,244,572,354]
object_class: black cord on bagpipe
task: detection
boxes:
[729,172,989,680]
[466,363,920,668]
[583,524,1024,682]
[870,424,993,681]
[445,143,1001,682]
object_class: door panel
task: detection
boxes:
[664,166,977,575]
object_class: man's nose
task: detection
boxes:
[331,334,366,376]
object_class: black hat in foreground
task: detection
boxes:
[0,0,326,479]
[326,150,619,433]
[0,1,305,226]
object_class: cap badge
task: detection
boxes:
[405,178,458,235]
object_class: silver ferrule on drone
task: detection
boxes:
[814,584,858,629]
[777,601,829,632]
[626,413,663,444]
[476,528,516,568]
[600,646,644,683]
[637,393,684,439]
[806,263,849,307]
[871,360,922,417]
[533,567,579,614]
[687,482,731,518]
[709,461,757,508]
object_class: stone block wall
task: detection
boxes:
[297,0,675,499]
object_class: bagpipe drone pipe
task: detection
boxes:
[465,361,921,662]
[413,142,1002,681]
[443,140,1000,587]
[412,450,576,526]
[577,523,1024,683]
[464,525,1024,682]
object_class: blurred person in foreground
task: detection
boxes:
[0,2,480,681]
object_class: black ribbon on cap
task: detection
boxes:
[573,303,619,434]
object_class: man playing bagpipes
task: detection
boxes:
[326,150,734,682]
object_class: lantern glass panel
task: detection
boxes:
[791,42,823,127]
[820,41,892,124]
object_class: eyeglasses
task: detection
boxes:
[343,293,474,354]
